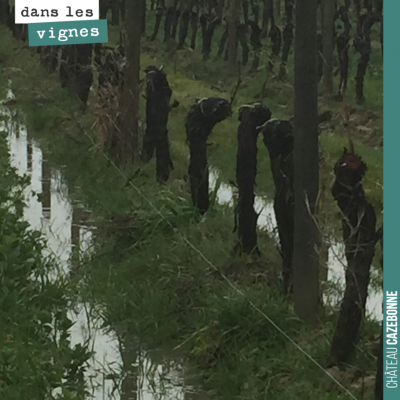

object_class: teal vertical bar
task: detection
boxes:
[384,1,400,399]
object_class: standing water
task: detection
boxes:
[208,167,383,321]
[1,91,207,400]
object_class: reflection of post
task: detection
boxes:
[41,159,51,219]
[27,141,33,171]
[71,205,82,265]
[118,330,138,400]
[15,120,20,139]
[80,209,95,252]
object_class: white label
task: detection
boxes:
[15,0,99,24]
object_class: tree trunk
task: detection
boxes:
[99,0,109,19]
[49,46,60,73]
[268,24,282,71]
[329,149,379,364]
[121,0,126,20]
[243,0,249,25]
[186,98,232,215]
[317,33,323,83]
[141,0,146,34]
[293,0,320,325]
[321,0,335,94]
[261,0,272,37]
[217,0,225,20]
[249,19,262,73]
[178,10,191,48]
[111,0,120,25]
[204,16,220,60]
[354,11,379,104]
[262,119,294,292]
[278,22,293,80]
[237,23,249,66]
[251,1,260,25]
[284,0,294,22]
[59,45,75,89]
[164,6,175,42]
[200,14,208,54]
[0,0,8,24]
[234,104,272,255]
[190,11,199,49]
[151,6,164,40]
[336,34,349,98]
[218,24,229,57]
[275,0,280,20]
[119,0,142,166]
[171,8,180,39]
[74,44,94,111]
[6,5,15,33]
[141,66,174,183]
[355,43,370,104]
[39,46,59,73]
[97,48,124,89]
[228,0,241,66]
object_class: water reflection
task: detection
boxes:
[119,333,138,400]
[71,203,82,264]
[27,140,33,170]
[41,158,51,219]
[2,107,205,400]
[209,167,383,321]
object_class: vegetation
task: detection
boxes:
[0,115,90,399]
[0,0,383,398]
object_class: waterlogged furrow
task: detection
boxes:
[2,104,199,399]
[0,103,90,398]
[208,167,383,321]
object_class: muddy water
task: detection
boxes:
[209,167,383,321]
[2,106,205,399]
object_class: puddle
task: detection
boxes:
[209,167,383,321]
[1,95,206,399]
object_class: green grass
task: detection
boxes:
[0,19,383,400]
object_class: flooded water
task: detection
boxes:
[1,93,206,399]
[209,167,383,321]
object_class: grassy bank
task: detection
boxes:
[0,23,382,400]
[0,113,91,399]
